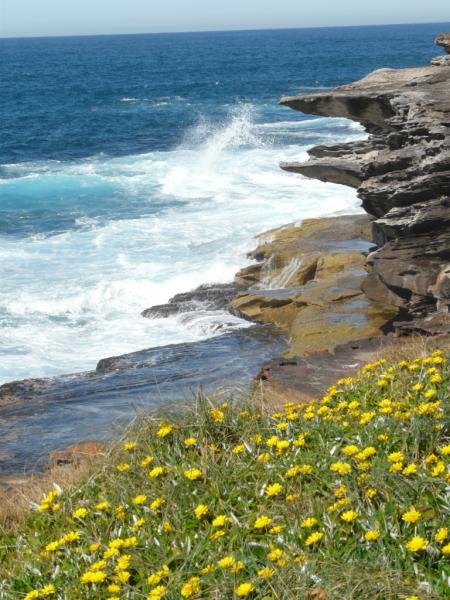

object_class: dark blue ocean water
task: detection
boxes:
[0,22,448,384]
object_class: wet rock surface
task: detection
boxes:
[280,37,450,334]
[230,215,396,357]
[142,283,241,318]
[0,326,286,474]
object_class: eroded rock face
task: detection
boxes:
[230,215,396,356]
[280,41,450,333]
[436,33,450,54]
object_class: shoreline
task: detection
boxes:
[2,36,450,479]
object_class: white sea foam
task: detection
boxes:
[0,106,366,383]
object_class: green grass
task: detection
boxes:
[1,350,449,599]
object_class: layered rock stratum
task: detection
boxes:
[280,35,450,335]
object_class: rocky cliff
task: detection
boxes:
[280,35,450,335]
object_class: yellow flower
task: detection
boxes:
[389,462,403,473]
[442,542,450,554]
[405,536,428,552]
[108,584,121,593]
[95,501,110,511]
[402,464,417,476]
[116,462,130,472]
[150,497,165,511]
[254,515,272,529]
[342,444,359,456]
[140,455,154,467]
[305,531,324,546]
[212,514,230,527]
[133,494,147,505]
[435,527,448,543]
[365,488,377,499]
[388,451,404,463]
[286,465,301,477]
[184,468,202,480]
[340,510,358,523]
[257,567,275,579]
[440,444,450,456]
[180,576,201,598]
[257,452,270,462]
[194,504,208,519]
[430,461,445,477]
[162,521,173,533]
[89,543,100,553]
[210,408,224,423]
[267,547,283,561]
[266,482,283,497]
[156,424,174,437]
[149,466,164,478]
[39,585,55,597]
[269,525,284,534]
[73,507,88,519]
[266,435,279,448]
[210,529,225,540]
[184,437,197,446]
[330,461,352,475]
[402,507,421,524]
[276,440,290,454]
[235,582,254,597]
[80,570,107,584]
[300,517,318,529]
[232,443,245,454]
[124,441,137,451]
[201,564,216,574]
[218,555,235,568]
[364,530,381,541]
[115,570,131,584]
[147,585,167,599]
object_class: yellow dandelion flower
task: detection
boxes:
[149,466,164,478]
[117,463,130,472]
[150,497,165,511]
[330,461,352,475]
[147,585,167,599]
[405,536,428,552]
[388,451,404,463]
[257,452,270,462]
[210,529,226,540]
[286,465,301,478]
[440,444,450,456]
[80,570,107,584]
[305,531,324,546]
[124,441,136,451]
[201,564,216,574]
[435,527,448,543]
[156,424,173,437]
[218,555,236,568]
[184,468,202,480]
[442,542,450,554]
[140,455,154,467]
[181,577,200,598]
[162,521,173,533]
[430,461,445,477]
[254,515,272,529]
[184,437,197,447]
[300,517,318,529]
[266,482,283,497]
[257,567,274,579]
[232,443,245,454]
[402,464,417,476]
[340,510,358,523]
[235,582,254,597]
[212,514,230,527]
[194,504,208,519]
[73,507,88,519]
[210,408,224,423]
[342,444,359,456]
[364,529,381,541]
[402,507,421,523]
[108,584,121,593]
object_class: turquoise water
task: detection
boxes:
[0,23,448,384]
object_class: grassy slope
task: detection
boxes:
[1,350,449,599]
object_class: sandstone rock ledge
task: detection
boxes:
[280,37,450,335]
[231,214,397,357]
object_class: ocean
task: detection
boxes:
[0,22,448,385]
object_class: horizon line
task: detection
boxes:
[1,19,449,41]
